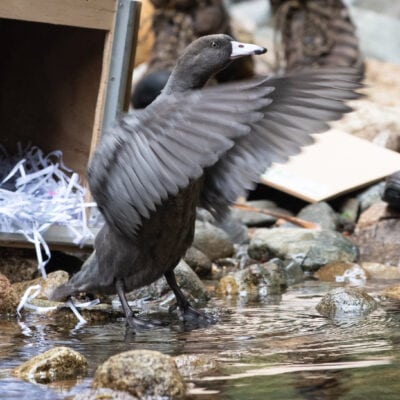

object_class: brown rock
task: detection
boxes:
[314,262,367,282]
[216,275,239,296]
[362,262,400,280]
[12,346,87,383]
[174,354,218,378]
[355,202,399,230]
[0,273,19,314]
[382,285,400,301]
[93,350,185,398]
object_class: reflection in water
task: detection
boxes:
[1,281,400,399]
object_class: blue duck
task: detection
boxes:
[51,34,362,329]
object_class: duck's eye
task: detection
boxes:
[210,41,218,48]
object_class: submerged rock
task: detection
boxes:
[74,388,138,400]
[0,273,19,314]
[295,202,339,231]
[381,284,400,301]
[12,346,87,383]
[184,247,212,277]
[249,228,359,271]
[174,354,218,378]
[316,287,378,319]
[93,350,185,398]
[193,220,234,260]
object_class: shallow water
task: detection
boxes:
[1,280,400,399]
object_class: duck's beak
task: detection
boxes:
[230,41,267,59]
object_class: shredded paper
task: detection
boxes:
[0,143,99,322]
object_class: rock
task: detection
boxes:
[12,346,87,383]
[193,220,234,260]
[184,247,212,277]
[0,248,39,283]
[214,213,248,244]
[217,259,287,297]
[174,354,218,378]
[0,273,19,314]
[361,262,400,280]
[352,205,400,266]
[314,262,368,284]
[231,200,292,227]
[283,260,305,285]
[74,388,138,400]
[339,197,360,223]
[381,285,400,301]
[356,183,386,212]
[296,202,339,231]
[316,287,378,318]
[249,228,359,271]
[126,259,209,304]
[12,270,69,300]
[93,350,185,398]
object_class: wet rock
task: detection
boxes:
[74,388,138,400]
[249,228,359,271]
[217,259,287,297]
[381,285,400,301]
[0,273,19,314]
[12,270,69,300]
[174,354,218,378]
[126,260,209,303]
[184,247,212,278]
[12,346,87,383]
[356,182,386,212]
[193,220,234,260]
[361,262,400,280]
[231,200,292,227]
[0,248,39,283]
[283,260,305,285]
[316,287,378,318]
[314,262,368,284]
[352,204,400,266]
[93,350,185,398]
[296,202,339,231]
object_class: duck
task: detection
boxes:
[51,34,362,330]
[270,0,364,72]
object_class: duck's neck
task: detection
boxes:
[162,57,213,94]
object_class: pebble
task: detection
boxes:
[295,202,339,231]
[184,246,212,277]
[174,354,218,378]
[0,273,19,314]
[361,262,400,280]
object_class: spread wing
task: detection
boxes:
[88,67,362,238]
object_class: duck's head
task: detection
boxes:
[163,34,267,94]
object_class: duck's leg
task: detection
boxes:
[164,270,216,324]
[115,279,165,330]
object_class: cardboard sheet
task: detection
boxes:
[261,130,400,203]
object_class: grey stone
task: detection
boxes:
[93,350,185,398]
[339,197,360,223]
[184,247,212,277]
[283,259,305,285]
[357,182,385,211]
[126,259,209,303]
[248,228,359,271]
[316,287,378,319]
[12,346,87,383]
[193,220,234,260]
[296,202,339,231]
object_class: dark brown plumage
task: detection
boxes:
[271,0,364,72]
[51,34,362,329]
